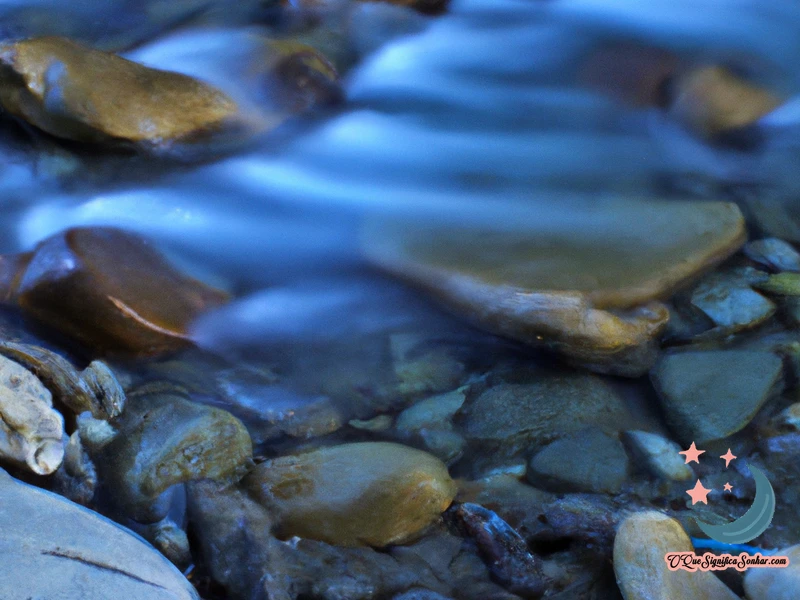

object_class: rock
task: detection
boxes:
[651,350,783,445]
[363,198,745,376]
[1,227,229,356]
[670,66,782,138]
[448,503,546,597]
[613,511,739,600]
[690,267,775,333]
[0,354,64,475]
[52,429,96,505]
[744,238,800,273]
[528,428,629,494]
[350,414,394,431]
[459,371,633,461]
[97,386,252,521]
[391,333,465,399]
[622,430,693,482]
[396,387,467,463]
[744,544,800,599]
[0,36,242,151]
[244,441,456,547]
[355,0,449,15]
[755,272,800,296]
[0,467,198,599]
[393,591,455,600]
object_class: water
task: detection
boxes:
[4,0,800,350]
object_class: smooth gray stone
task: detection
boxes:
[0,468,198,600]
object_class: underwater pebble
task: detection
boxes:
[744,238,800,272]
[690,267,775,333]
[744,544,800,599]
[622,430,693,482]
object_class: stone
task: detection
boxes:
[651,350,783,445]
[396,387,467,463]
[391,333,465,399]
[97,386,252,522]
[613,511,739,600]
[690,267,775,333]
[0,354,64,475]
[448,503,546,597]
[755,272,800,296]
[744,544,800,599]
[670,66,782,138]
[244,441,456,547]
[0,467,199,599]
[622,430,693,482]
[459,371,634,459]
[363,198,745,376]
[0,36,241,151]
[52,429,96,506]
[1,227,229,356]
[744,238,800,273]
[528,428,629,494]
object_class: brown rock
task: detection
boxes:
[2,227,229,356]
[363,199,745,376]
[0,36,240,150]
[671,66,783,138]
[613,511,739,600]
[244,441,457,547]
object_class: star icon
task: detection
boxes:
[686,479,712,505]
[720,448,737,468]
[723,483,733,492]
[679,441,706,464]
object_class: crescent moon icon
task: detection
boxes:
[695,465,776,545]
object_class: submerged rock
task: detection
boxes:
[622,430,693,482]
[744,238,800,273]
[0,36,242,151]
[244,441,456,547]
[363,199,745,376]
[528,428,629,494]
[670,66,782,139]
[744,544,800,600]
[0,354,64,475]
[0,468,199,599]
[690,267,775,333]
[613,511,739,600]
[459,371,633,461]
[651,350,783,445]
[97,386,252,521]
[756,272,800,296]
[0,227,229,356]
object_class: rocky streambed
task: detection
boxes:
[2,1,800,600]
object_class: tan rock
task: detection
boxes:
[671,66,783,137]
[0,36,240,150]
[0,354,64,475]
[613,511,739,600]
[2,227,229,356]
[363,199,745,376]
[744,544,800,600]
[245,441,456,547]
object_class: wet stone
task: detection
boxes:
[395,387,467,463]
[244,441,456,547]
[0,353,64,475]
[755,272,800,296]
[458,370,634,464]
[363,199,745,376]
[651,350,783,445]
[690,267,775,333]
[0,36,242,151]
[528,427,629,494]
[3,227,229,356]
[744,544,800,600]
[744,238,800,273]
[622,430,693,482]
[613,511,739,600]
[0,468,199,599]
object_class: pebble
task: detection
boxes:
[244,441,456,547]
[613,511,740,600]
[395,387,467,463]
[622,430,694,482]
[2,227,229,356]
[0,354,64,475]
[755,272,800,296]
[528,427,629,494]
[690,267,775,333]
[744,544,800,599]
[651,350,783,444]
[744,238,800,272]
[459,371,634,461]
[0,467,199,599]
[363,198,744,376]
